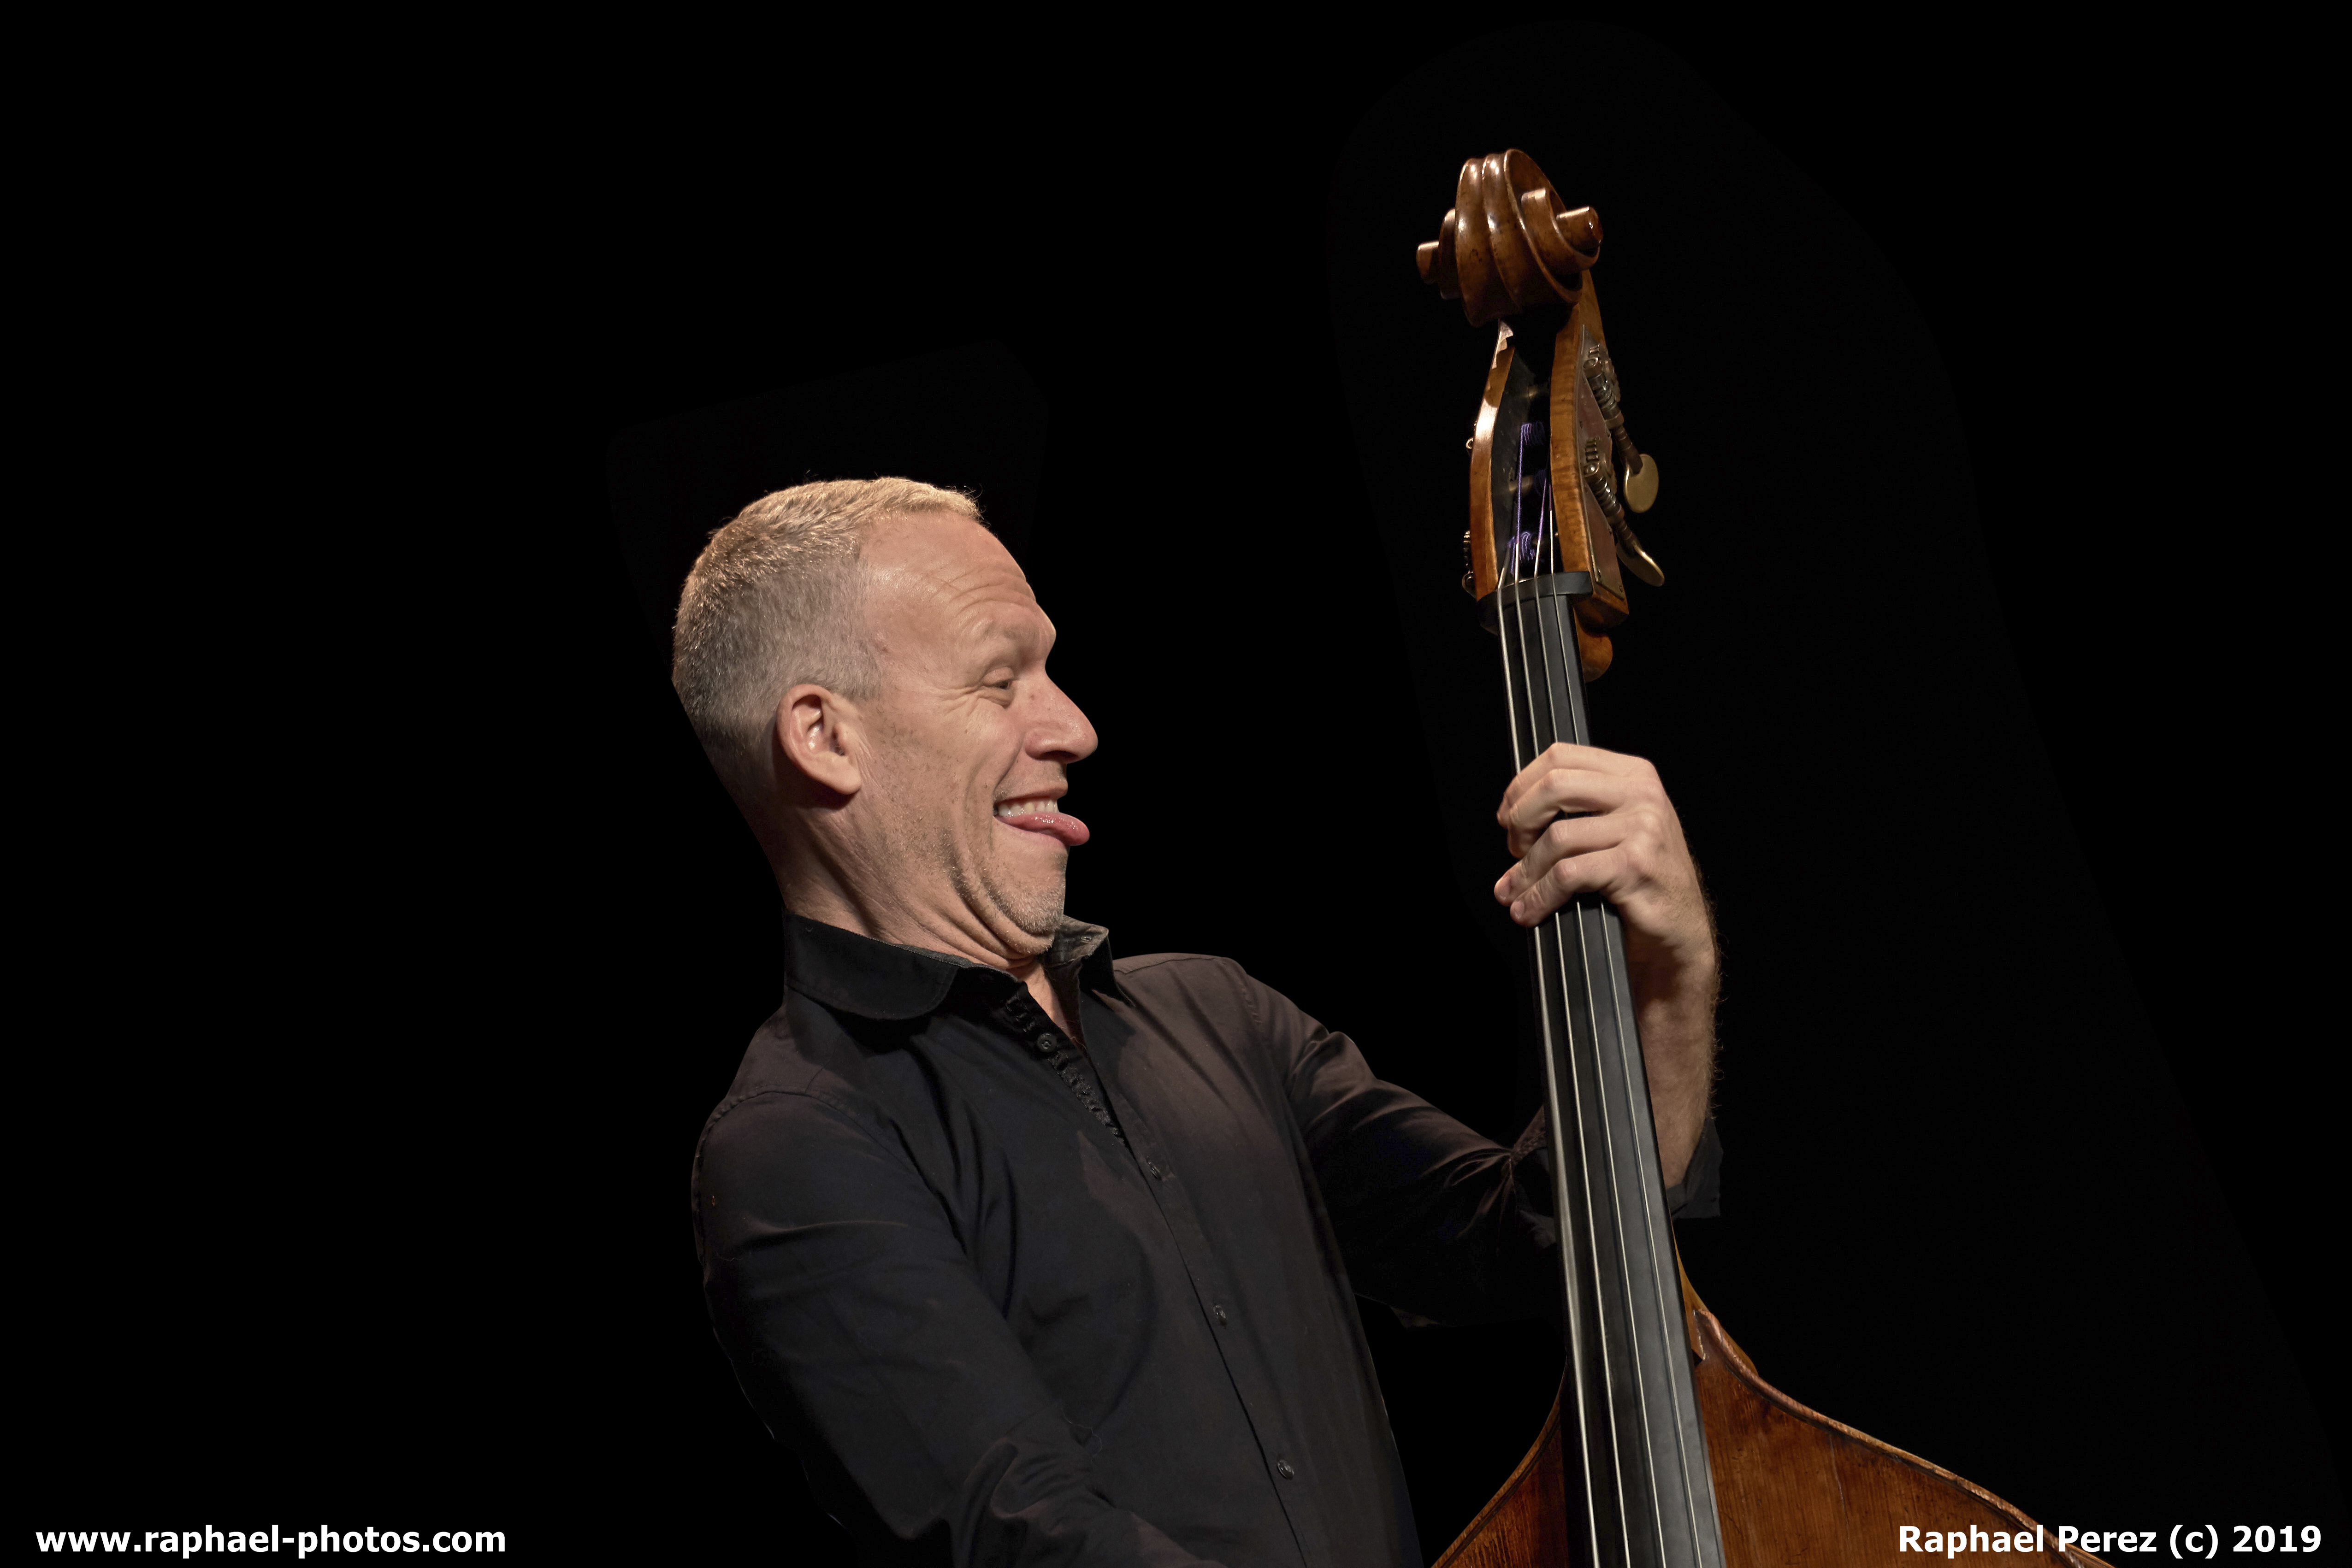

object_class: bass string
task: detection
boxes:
[1537,486,1715,1567]
[1600,847,1721,1568]
[1493,444,1619,1568]
[1496,397,1703,1566]
[1539,579,1663,1566]
[1570,648,1717,1567]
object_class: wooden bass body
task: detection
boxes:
[1435,1267,2114,1568]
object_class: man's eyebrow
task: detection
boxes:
[968,622,1023,651]
[967,613,1049,654]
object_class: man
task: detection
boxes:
[680,478,1720,1566]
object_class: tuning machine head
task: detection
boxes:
[1623,453,1658,514]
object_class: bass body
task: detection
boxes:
[1438,1286,2109,1568]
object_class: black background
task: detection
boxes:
[31,20,2338,1564]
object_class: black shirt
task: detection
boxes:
[692,916,1720,1568]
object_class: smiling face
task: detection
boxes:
[843,510,1098,960]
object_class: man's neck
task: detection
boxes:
[1022,961,1081,1039]
[780,868,1078,1037]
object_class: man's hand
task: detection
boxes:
[1492,742,1717,1186]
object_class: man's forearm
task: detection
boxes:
[1639,981,1716,1190]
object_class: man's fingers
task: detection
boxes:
[1495,807,1686,924]
[1489,743,1701,934]
[1495,742,1650,822]
[1495,813,1615,900]
[1502,844,1637,925]
[1498,772,1643,853]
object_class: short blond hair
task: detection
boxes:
[671,477,984,810]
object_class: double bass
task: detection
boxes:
[1411,151,2112,1568]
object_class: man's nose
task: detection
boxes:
[1030,679,1099,763]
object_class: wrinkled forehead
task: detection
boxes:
[863,512,1050,656]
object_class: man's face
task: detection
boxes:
[849,511,1098,957]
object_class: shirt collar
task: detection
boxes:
[780,914,1126,1020]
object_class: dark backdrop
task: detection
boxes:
[33,20,2336,1564]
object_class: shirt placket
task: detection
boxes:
[994,991,1126,1147]
[1079,997,1332,1568]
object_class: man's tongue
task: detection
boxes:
[997,806,1091,846]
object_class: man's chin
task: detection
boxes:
[993,876,1069,947]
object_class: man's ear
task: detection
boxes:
[774,684,863,800]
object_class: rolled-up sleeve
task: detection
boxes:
[694,1088,1219,1567]
[1663,1115,1721,1219]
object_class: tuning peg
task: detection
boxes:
[1623,454,1658,514]
[1580,439,1665,588]
[1613,517,1665,587]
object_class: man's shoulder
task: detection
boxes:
[1111,950,1239,979]
[1109,950,1252,1000]
[1105,951,1308,1036]
[698,994,886,1154]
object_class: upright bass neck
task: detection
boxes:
[1480,309,1724,1568]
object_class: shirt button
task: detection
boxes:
[1275,1459,1296,1480]
[1144,1160,1163,1179]
[1211,1304,1229,1325]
